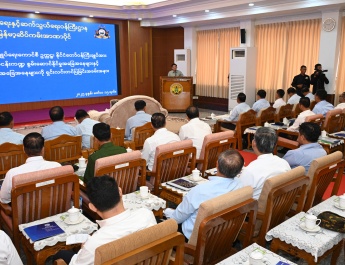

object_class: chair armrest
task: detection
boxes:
[0,202,12,216]
[124,140,135,149]
[277,129,299,137]
[54,259,67,265]
[184,243,196,256]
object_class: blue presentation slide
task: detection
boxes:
[0,15,119,104]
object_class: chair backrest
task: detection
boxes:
[235,109,257,150]
[132,122,154,150]
[92,128,125,150]
[11,165,79,250]
[257,167,309,246]
[94,151,146,194]
[44,135,82,164]
[305,114,324,126]
[291,103,302,118]
[0,143,27,178]
[274,104,293,122]
[197,131,236,175]
[94,219,184,265]
[255,107,276,126]
[152,140,196,193]
[305,151,344,210]
[322,109,343,133]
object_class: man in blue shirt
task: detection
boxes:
[125,100,152,140]
[252,90,270,114]
[164,149,244,240]
[0,111,24,145]
[312,89,334,117]
[283,122,326,172]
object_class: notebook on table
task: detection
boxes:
[23,221,65,242]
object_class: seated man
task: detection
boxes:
[302,87,315,101]
[220,93,250,130]
[286,87,301,105]
[335,92,345,110]
[239,127,291,200]
[42,106,77,140]
[164,149,244,240]
[287,97,315,132]
[283,122,326,172]
[273,89,286,110]
[83,123,126,184]
[75,109,99,149]
[125,100,152,140]
[312,89,334,117]
[0,230,23,265]
[252,89,270,114]
[179,106,212,159]
[142,113,180,171]
[0,133,61,204]
[0,111,24,145]
[54,175,156,265]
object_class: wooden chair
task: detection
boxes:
[55,219,184,265]
[291,103,302,118]
[44,134,82,164]
[80,151,146,220]
[322,108,344,133]
[310,100,317,110]
[274,104,293,122]
[0,143,27,178]
[255,106,276,126]
[147,140,196,195]
[185,186,257,265]
[91,127,125,150]
[0,165,79,260]
[131,122,154,150]
[196,131,237,177]
[215,109,257,150]
[239,167,309,247]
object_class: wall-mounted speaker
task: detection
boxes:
[240,28,246,44]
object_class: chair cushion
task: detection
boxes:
[198,131,235,160]
[95,151,141,172]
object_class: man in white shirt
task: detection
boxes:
[54,175,156,265]
[313,89,334,117]
[75,109,99,149]
[0,230,23,265]
[0,111,24,145]
[335,92,345,110]
[287,87,301,105]
[125,100,152,140]
[239,127,291,199]
[179,106,212,159]
[142,113,180,171]
[0,133,61,204]
[219,93,251,130]
[287,97,315,132]
[302,87,315,102]
[252,90,270,114]
[273,89,286,110]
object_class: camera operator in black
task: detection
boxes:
[311,63,329,94]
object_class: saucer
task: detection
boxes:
[64,215,84,225]
[334,202,345,210]
[299,222,321,233]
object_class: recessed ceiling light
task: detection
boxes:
[249,3,254,6]
[205,10,209,13]
[35,11,40,14]
[89,15,94,17]
[172,14,177,17]
[138,17,142,20]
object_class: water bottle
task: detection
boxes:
[79,196,83,214]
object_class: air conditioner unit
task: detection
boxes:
[174,49,191,76]
[228,47,257,110]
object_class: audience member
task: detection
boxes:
[125,100,152,140]
[239,127,291,199]
[302,87,315,101]
[335,92,345,110]
[291,65,310,97]
[54,175,156,265]
[273,89,286,109]
[41,106,77,140]
[164,149,244,240]
[252,90,270,113]
[142,113,180,171]
[312,89,334,117]
[0,230,23,265]
[283,122,326,172]
[75,109,99,149]
[0,133,61,204]
[0,111,24,145]
[83,123,126,184]
[287,97,315,132]
[220,93,251,130]
[178,106,212,158]
[287,87,301,105]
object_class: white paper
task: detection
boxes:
[66,234,90,245]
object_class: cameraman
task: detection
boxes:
[311,63,329,94]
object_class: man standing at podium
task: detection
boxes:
[168,63,184,77]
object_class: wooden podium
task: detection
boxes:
[160,76,193,112]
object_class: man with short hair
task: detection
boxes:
[55,175,156,265]
[273,89,286,109]
[75,109,99,149]
[287,87,301,105]
[164,149,244,240]
[287,97,315,132]
[239,127,291,199]
[125,100,152,140]
[283,122,326,172]
[179,106,212,159]
[0,230,23,265]
[252,90,270,114]
[312,89,334,117]
[167,63,184,77]
[41,106,77,140]
[302,87,315,101]
[0,111,24,145]
[0,133,61,204]
[291,65,310,97]
[142,113,180,171]
[311,63,329,94]
[83,123,126,184]
[335,92,345,110]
